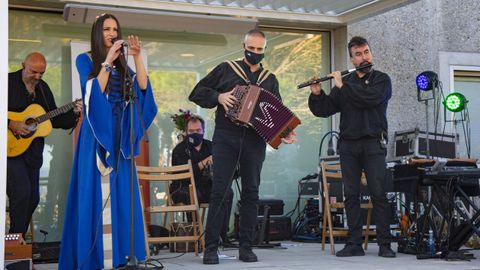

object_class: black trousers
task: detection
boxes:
[339,138,392,246]
[7,156,40,235]
[205,128,265,248]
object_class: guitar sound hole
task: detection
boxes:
[23,118,38,137]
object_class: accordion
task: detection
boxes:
[226,84,301,149]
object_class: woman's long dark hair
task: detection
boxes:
[88,13,126,84]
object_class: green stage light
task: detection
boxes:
[443,92,467,112]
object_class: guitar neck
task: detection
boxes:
[36,101,76,123]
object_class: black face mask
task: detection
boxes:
[244,50,264,65]
[187,133,203,147]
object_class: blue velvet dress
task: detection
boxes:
[59,53,157,269]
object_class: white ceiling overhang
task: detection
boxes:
[58,0,417,32]
[63,3,259,34]
[8,0,419,32]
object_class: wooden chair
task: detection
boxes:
[137,161,205,256]
[320,160,374,255]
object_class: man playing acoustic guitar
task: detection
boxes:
[7,52,82,236]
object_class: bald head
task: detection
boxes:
[244,29,266,46]
[22,52,47,86]
[24,52,46,65]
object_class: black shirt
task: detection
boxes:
[171,138,212,190]
[308,69,392,140]
[8,69,77,167]
[189,60,280,135]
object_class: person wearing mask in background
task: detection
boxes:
[170,115,233,243]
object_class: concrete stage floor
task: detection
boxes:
[34,241,480,270]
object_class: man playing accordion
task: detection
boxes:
[189,29,296,264]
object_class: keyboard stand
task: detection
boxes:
[417,172,480,260]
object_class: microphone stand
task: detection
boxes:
[116,47,155,270]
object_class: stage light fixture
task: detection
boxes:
[443,92,467,112]
[416,71,438,91]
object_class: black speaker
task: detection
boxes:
[299,180,320,196]
[254,216,291,242]
[32,242,60,263]
[257,199,284,216]
[234,214,292,242]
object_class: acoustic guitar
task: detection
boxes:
[7,99,80,157]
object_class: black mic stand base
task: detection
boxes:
[115,256,164,269]
[125,256,139,269]
[252,243,283,249]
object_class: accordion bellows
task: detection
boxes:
[226,84,301,149]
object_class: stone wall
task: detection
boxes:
[347,0,480,158]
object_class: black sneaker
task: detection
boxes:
[203,246,219,264]
[239,246,258,262]
[336,244,365,257]
[378,244,396,258]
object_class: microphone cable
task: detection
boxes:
[194,128,247,250]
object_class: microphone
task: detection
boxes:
[111,37,127,53]
[297,63,373,89]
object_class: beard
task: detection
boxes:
[356,61,372,73]
[23,73,40,87]
[27,78,40,87]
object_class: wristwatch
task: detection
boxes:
[101,62,114,72]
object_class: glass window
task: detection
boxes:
[259,30,330,212]
[146,30,331,224]
[453,70,480,159]
[9,10,78,242]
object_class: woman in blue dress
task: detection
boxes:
[59,13,157,269]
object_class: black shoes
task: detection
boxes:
[378,244,396,258]
[239,246,258,262]
[336,244,396,258]
[203,246,219,264]
[203,245,258,264]
[336,244,365,257]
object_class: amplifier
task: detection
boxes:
[255,215,291,242]
[32,242,61,263]
[4,234,32,261]
[299,181,319,196]
[258,199,284,216]
[394,128,457,159]
[234,215,292,242]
